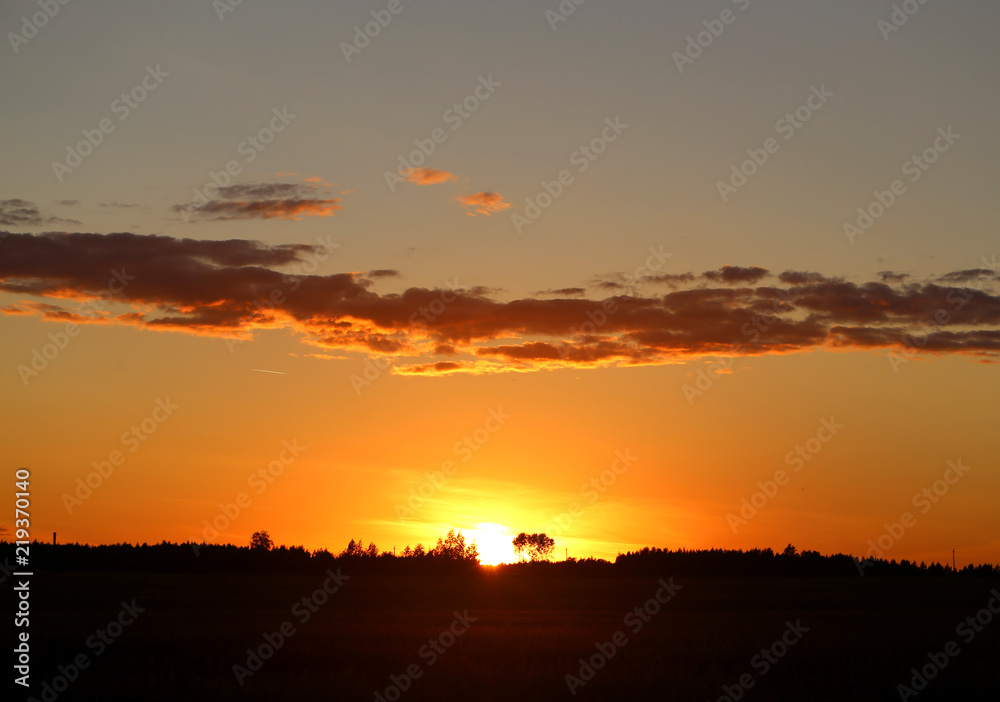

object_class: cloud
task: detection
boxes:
[2,232,999,372]
[2,300,113,324]
[595,280,628,291]
[537,287,587,297]
[458,192,510,217]
[405,168,457,186]
[778,271,835,286]
[395,360,470,375]
[367,269,400,279]
[937,269,997,283]
[99,202,142,209]
[393,360,534,376]
[184,200,341,220]
[604,266,769,292]
[172,182,341,221]
[0,199,81,227]
[878,271,910,283]
[703,266,769,284]
[642,273,697,287]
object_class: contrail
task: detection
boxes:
[250,369,286,375]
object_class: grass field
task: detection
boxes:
[21,570,1000,701]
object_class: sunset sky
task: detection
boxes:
[2,1,998,566]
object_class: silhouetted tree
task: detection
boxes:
[512,532,530,561]
[340,539,367,558]
[431,529,480,563]
[250,530,273,551]
[512,532,556,562]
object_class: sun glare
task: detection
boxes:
[464,522,516,565]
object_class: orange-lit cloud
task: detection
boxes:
[183,199,341,221]
[393,360,537,376]
[3,233,999,373]
[172,183,341,221]
[458,192,510,216]
[405,168,457,186]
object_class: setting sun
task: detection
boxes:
[463,523,516,566]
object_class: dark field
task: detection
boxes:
[20,571,1000,701]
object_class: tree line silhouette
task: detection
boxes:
[4,534,996,578]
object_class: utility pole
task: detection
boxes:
[953,548,956,570]
[53,532,57,545]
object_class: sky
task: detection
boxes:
[1,0,999,566]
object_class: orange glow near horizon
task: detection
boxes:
[1,322,996,569]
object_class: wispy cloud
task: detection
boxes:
[172,182,341,221]
[458,192,510,217]
[405,168,457,186]
[0,199,81,227]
